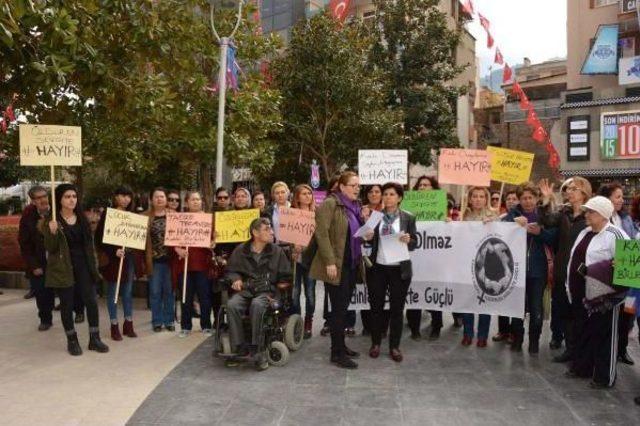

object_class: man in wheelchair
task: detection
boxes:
[224,217,292,368]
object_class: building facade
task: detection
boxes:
[558,0,640,196]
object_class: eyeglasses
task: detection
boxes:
[168,198,180,202]
[491,197,500,201]
[344,184,360,189]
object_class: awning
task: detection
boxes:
[560,168,640,177]
[561,96,640,109]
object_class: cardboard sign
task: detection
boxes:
[487,146,534,185]
[614,239,640,288]
[358,150,408,185]
[438,148,491,186]
[19,124,82,166]
[214,209,260,244]
[402,190,448,222]
[102,208,149,250]
[164,212,213,248]
[277,207,316,247]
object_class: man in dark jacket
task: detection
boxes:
[18,186,55,331]
[225,218,292,368]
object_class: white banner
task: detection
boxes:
[619,56,640,86]
[349,221,527,318]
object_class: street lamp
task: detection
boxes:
[210,0,245,189]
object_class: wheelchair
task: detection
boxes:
[213,277,304,370]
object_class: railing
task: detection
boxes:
[503,99,562,122]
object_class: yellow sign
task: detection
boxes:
[487,146,534,185]
[102,208,149,250]
[19,124,82,166]
[215,209,260,243]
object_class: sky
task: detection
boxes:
[467,0,567,77]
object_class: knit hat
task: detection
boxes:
[582,196,614,220]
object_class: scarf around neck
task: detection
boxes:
[335,192,362,267]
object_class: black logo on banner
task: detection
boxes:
[471,236,518,305]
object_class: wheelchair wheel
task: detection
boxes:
[220,335,232,355]
[267,341,290,367]
[284,314,304,351]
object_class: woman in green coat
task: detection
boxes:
[40,184,109,356]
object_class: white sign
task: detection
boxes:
[358,150,408,185]
[570,133,588,144]
[570,147,588,157]
[349,221,527,318]
[570,120,588,131]
[619,56,640,86]
[354,210,383,238]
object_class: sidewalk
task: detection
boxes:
[0,289,205,426]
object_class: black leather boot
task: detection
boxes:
[88,331,109,353]
[67,332,83,356]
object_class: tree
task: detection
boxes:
[371,0,469,166]
[270,12,402,185]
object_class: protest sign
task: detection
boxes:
[349,221,527,317]
[278,207,316,247]
[358,150,408,185]
[437,148,491,187]
[102,208,148,251]
[313,190,327,206]
[401,190,448,222]
[164,212,213,248]
[487,146,534,185]
[614,240,640,288]
[19,124,82,166]
[214,209,260,243]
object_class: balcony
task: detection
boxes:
[504,99,562,123]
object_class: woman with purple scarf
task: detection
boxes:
[308,171,363,369]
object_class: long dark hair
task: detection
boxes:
[413,175,440,191]
[598,181,626,214]
[112,185,135,212]
[55,183,92,239]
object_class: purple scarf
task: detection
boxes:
[335,192,362,267]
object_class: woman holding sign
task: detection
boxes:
[96,186,139,341]
[364,182,417,362]
[461,187,497,348]
[40,184,109,356]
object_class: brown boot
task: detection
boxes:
[111,323,123,341]
[123,320,137,338]
[304,316,312,339]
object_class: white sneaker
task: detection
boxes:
[202,329,213,337]
[178,330,191,338]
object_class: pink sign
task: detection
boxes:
[438,148,492,187]
[164,212,213,248]
[278,207,316,247]
[313,190,327,206]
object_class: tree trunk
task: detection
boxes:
[200,163,213,211]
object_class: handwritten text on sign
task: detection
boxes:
[277,207,316,247]
[214,209,259,244]
[614,240,640,289]
[438,148,491,186]
[487,146,534,185]
[401,190,448,222]
[358,150,408,185]
[19,124,82,166]
[164,212,213,248]
[102,208,149,250]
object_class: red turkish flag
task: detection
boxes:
[526,108,540,128]
[487,32,494,48]
[4,105,14,122]
[329,0,351,22]
[494,48,504,65]
[502,63,513,83]
[519,92,530,110]
[479,13,490,32]
[532,126,548,143]
[511,81,523,99]
[462,0,475,16]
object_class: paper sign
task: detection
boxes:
[278,207,316,247]
[19,124,82,166]
[164,212,213,248]
[487,146,534,185]
[102,208,149,250]
[614,239,640,288]
[214,209,260,244]
[354,210,384,238]
[358,150,408,185]
[313,190,327,206]
[380,234,410,263]
[402,190,448,222]
[438,148,491,186]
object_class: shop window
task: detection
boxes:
[566,92,593,103]
[626,87,640,97]
[592,0,618,7]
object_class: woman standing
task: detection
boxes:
[598,182,638,365]
[263,182,290,243]
[503,182,557,353]
[145,188,175,332]
[96,186,139,341]
[167,190,181,212]
[309,171,362,369]
[252,191,267,213]
[291,184,317,338]
[461,186,497,348]
[364,182,417,362]
[175,191,213,337]
[40,184,109,355]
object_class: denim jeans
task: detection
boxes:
[149,261,174,327]
[292,263,316,318]
[106,258,134,323]
[179,271,212,331]
[463,313,491,339]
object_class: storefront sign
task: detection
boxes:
[621,0,637,14]
[601,110,640,159]
[567,115,590,161]
[619,55,640,86]
[581,24,619,75]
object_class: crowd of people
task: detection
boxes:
[11,171,640,404]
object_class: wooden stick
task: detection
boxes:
[50,165,57,221]
[460,185,468,221]
[498,182,505,212]
[182,248,189,304]
[113,246,125,304]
